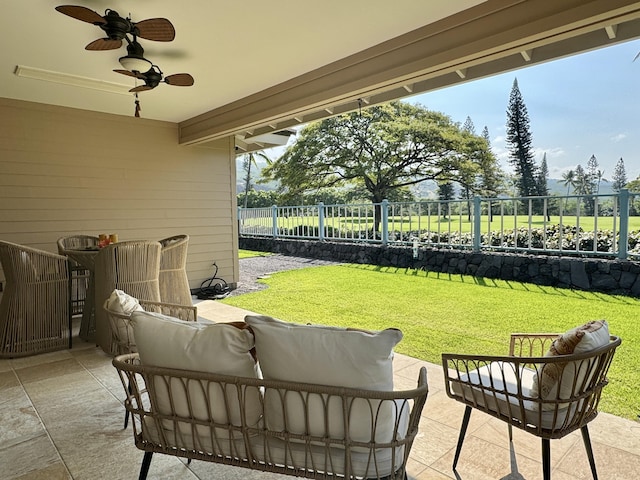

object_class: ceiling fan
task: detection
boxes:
[114,66,195,92]
[114,64,193,117]
[113,36,194,88]
[55,5,175,50]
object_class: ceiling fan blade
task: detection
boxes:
[114,69,146,79]
[164,73,194,87]
[85,38,122,51]
[56,5,106,24]
[134,18,176,42]
[129,85,154,93]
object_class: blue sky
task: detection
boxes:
[408,39,640,181]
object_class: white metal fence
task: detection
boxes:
[238,189,640,260]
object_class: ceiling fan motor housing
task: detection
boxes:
[144,68,163,88]
[100,10,131,40]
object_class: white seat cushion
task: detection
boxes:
[451,361,575,430]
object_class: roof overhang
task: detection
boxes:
[181,0,640,147]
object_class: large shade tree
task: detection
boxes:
[262,101,499,229]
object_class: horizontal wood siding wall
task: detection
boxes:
[0,98,239,291]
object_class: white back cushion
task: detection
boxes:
[131,311,261,428]
[244,314,403,443]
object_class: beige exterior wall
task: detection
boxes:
[0,98,239,292]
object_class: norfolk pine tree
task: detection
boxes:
[536,152,550,219]
[612,157,627,192]
[506,79,538,200]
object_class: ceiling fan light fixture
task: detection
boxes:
[118,55,152,73]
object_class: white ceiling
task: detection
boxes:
[1,0,482,123]
[5,0,640,149]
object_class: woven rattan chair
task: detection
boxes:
[0,240,71,357]
[94,241,162,354]
[442,332,621,480]
[158,234,192,305]
[57,235,99,317]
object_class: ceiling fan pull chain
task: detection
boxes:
[134,93,141,118]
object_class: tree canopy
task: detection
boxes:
[261,101,500,205]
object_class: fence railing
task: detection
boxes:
[238,189,640,260]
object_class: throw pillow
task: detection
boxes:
[104,289,144,352]
[530,320,609,402]
[105,289,143,314]
[244,314,403,444]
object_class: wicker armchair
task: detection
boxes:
[0,240,71,357]
[442,331,621,480]
[158,234,192,305]
[94,241,162,354]
[57,235,99,317]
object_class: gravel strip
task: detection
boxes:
[228,254,340,297]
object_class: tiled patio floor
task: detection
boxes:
[2,300,639,479]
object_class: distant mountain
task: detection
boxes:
[236,159,617,198]
[412,179,616,200]
[547,179,614,196]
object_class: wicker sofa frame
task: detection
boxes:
[113,353,428,480]
[442,333,621,480]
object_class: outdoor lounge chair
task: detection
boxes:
[442,320,620,480]
[0,240,71,357]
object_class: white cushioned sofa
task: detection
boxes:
[112,311,428,480]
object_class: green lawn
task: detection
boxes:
[238,249,272,259]
[222,263,640,420]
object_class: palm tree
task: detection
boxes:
[561,169,575,211]
[561,169,575,195]
[595,169,607,195]
[241,151,271,209]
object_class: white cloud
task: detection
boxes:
[533,146,565,160]
[610,133,627,143]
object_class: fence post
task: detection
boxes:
[473,196,482,252]
[271,205,278,238]
[318,202,325,241]
[382,199,389,246]
[618,189,629,260]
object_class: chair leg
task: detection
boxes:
[139,452,153,480]
[452,406,472,471]
[581,425,598,480]
[67,262,73,349]
[124,380,132,429]
[541,438,551,480]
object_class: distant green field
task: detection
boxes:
[250,215,640,234]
